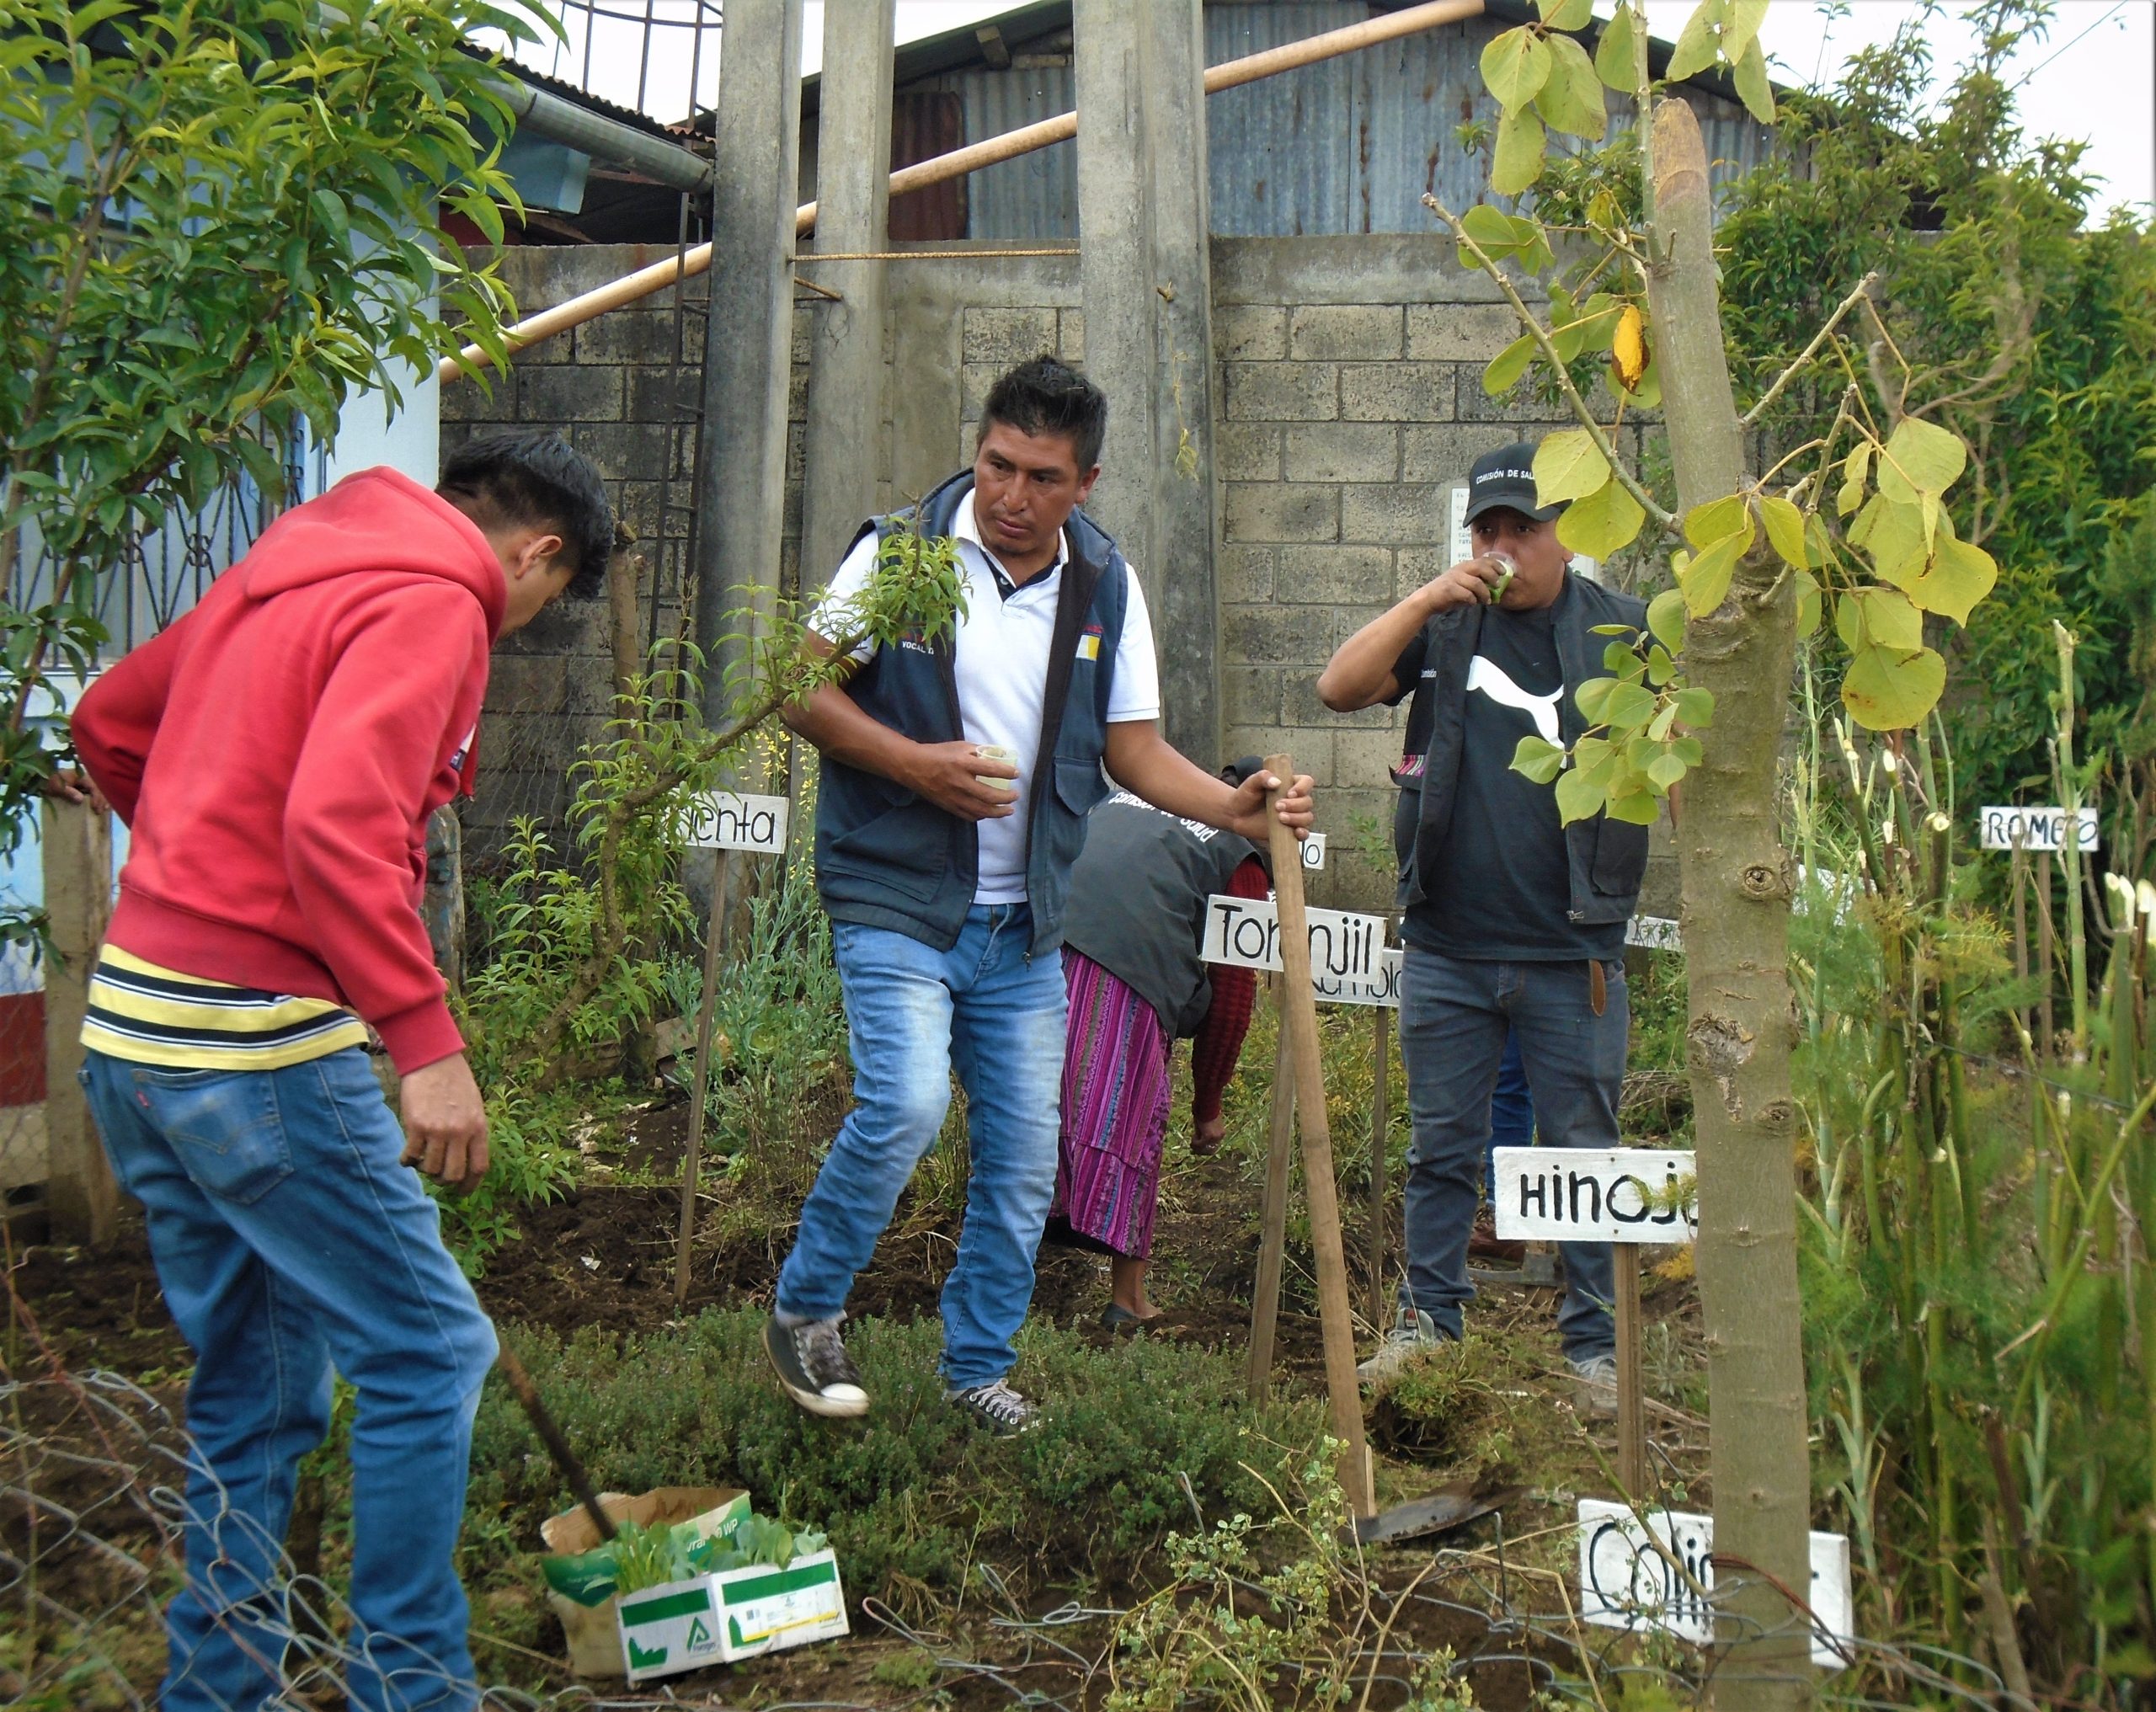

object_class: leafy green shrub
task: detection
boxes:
[464,1311,1326,1611]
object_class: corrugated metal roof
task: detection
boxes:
[909,1,1782,241]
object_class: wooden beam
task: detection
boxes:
[42,798,116,1247]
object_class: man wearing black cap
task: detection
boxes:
[1316,440,1649,1414]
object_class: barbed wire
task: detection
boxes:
[2,1352,2035,1712]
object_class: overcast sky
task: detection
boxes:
[504,1,2153,225]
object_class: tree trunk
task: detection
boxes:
[1643,96,1814,1708]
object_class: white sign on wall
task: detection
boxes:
[1577,1499,1854,1667]
[1979,804,2098,853]
[685,792,790,853]
[1313,947,1401,1009]
[1300,832,1327,871]
[1201,895,1386,983]
[1491,1146,1698,1243]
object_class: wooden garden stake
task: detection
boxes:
[1369,1005,1390,1326]
[1246,1039,1295,1401]
[2038,851,2056,1060]
[1614,1243,1646,1495]
[673,849,731,1309]
[1262,753,1377,1518]
[2012,840,2030,1044]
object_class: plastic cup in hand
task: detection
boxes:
[1486,551,1518,605]
[974,744,1019,795]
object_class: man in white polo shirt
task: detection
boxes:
[769,357,1312,1433]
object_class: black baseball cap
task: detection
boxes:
[1463,440,1561,525]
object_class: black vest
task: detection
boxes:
[1394,573,1652,927]
[1062,791,1262,1037]
[812,472,1130,953]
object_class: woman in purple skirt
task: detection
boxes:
[1046,762,1271,1326]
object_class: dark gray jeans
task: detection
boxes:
[1397,947,1625,1361]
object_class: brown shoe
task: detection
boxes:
[1468,1205,1525,1266]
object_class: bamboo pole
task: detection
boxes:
[1369,1005,1390,1325]
[1246,1032,1295,1402]
[436,0,1486,382]
[1264,753,1377,1518]
[673,850,731,1310]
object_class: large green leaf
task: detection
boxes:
[1678,532,1745,616]
[1646,587,1687,653]
[1555,765,1608,825]
[1559,477,1646,558]
[1907,530,1999,625]
[1535,34,1607,141]
[1835,585,1925,652]
[1843,643,1946,731]
[1483,331,1538,396]
[1491,105,1548,195]
[1759,496,1809,568]
[1723,0,1773,64]
[1875,414,1967,505]
[1512,733,1567,784]
[1480,25,1553,113]
[1594,3,1644,91]
[1853,493,1929,590]
[1731,35,1775,124]
[1538,0,1594,29]
[1684,493,1750,550]
[1664,0,1727,82]
[1534,429,1610,506]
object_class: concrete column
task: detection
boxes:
[1073,0,1219,762]
[695,0,805,728]
[798,0,895,597]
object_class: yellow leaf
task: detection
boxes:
[1838,442,1872,517]
[1844,643,1946,731]
[1535,33,1607,141]
[1492,105,1548,196]
[1683,493,1750,550]
[1481,25,1553,114]
[1612,303,1647,390]
[1594,3,1644,93]
[1907,531,1998,626]
[1876,414,1967,505]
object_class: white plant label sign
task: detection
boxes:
[1978,804,2097,853]
[1313,947,1401,1009]
[1491,1147,1697,1242]
[1300,832,1326,871]
[1202,895,1386,983]
[686,792,789,853]
[1626,915,1682,951]
[1577,1499,1854,1668]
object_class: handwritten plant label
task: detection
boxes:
[1626,915,1681,951]
[686,792,789,853]
[1202,895,1385,984]
[1978,804,2097,853]
[1314,947,1401,1009]
[1491,1147,1697,1243]
[1300,832,1326,871]
[1577,1499,1854,1667]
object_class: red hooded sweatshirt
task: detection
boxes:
[72,467,504,1075]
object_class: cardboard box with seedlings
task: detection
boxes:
[538,1485,848,1683]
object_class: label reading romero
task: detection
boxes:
[685,792,790,853]
[1202,894,1385,983]
[1491,1146,1697,1243]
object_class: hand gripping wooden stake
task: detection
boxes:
[1262,755,1377,1518]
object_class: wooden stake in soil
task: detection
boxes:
[1613,1243,1647,1496]
[673,849,732,1310]
[2037,851,2056,1059]
[1369,1005,1390,1326]
[1246,1035,1295,1401]
[1262,753,1377,1518]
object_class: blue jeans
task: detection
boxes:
[777,904,1065,1390]
[1487,1029,1534,1192]
[1397,950,1625,1361]
[79,1048,498,1712]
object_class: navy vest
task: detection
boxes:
[812,472,1131,953]
[1394,573,1652,928]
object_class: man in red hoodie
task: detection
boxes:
[71,431,613,1712]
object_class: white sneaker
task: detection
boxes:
[1569,1352,1619,1420]
[1357,1306,1446,1384]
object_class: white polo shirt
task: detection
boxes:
[809,483,1161,903]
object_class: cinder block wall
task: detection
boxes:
[444,236,1673,915]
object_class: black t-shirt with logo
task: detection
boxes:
[1386,606,1625,961]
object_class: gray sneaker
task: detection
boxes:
[1569,1352,1619,1420]
[947,1378,1041,1436]
[1357,1305,1446,1384]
